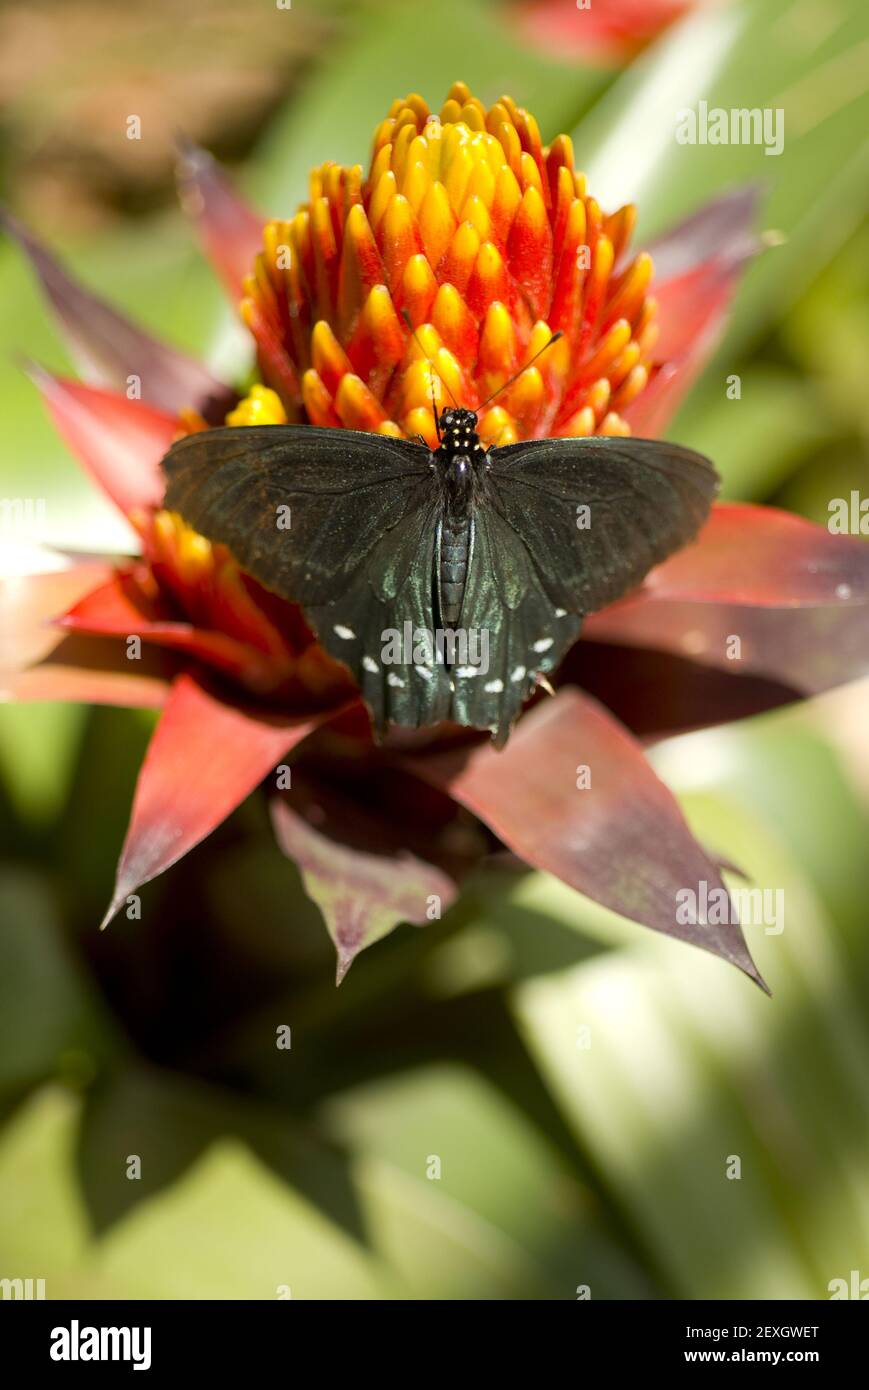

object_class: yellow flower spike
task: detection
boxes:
[584,194,603,242]
[177,407,209,434]
[432,283,478,364]
[391,122,418,184]
[153,508,179,550]
[612,364,649,410]
[262,220,287,278]
[605,204,638,265]
[404,91,430,121]
[302,369,340,427]
[440,97,464,125]
[608,340,642,391]
[600,411,631,436]
[586,378,612,421]
[579,234,615,349]
[637,317,660,359]
[368,141,393,193]
[404,320,443,364]
[368,169,398,232]
[460,194,492,242]
[503,364,544,421]
[418,180,456,268]
[494,120,522,176]
[379,194,422,293]
[460,101,487,133]
[402,252,438,325]
[508,186,551,317]
[441,220,480,294]
[525,319,557,361]
[240,83,658,442]
[564,406,596,437]
[519,152,544,198]
[311,319,354,391]
[490,164,523,244]
[405,406,440,447]
[547,132,575,179]
[361,283,405,367]
[226,384,287,427]
[402,354,445,415]
[335,373,388,432]
[466,241,508,317]
[465,158,496,209]
[479,301,517,380]
[602,252,655,332]
[477,406,517,447]
[443,141,475,216]
[577,319,633,386]
[402,160,430,216]
[151,510,215,589]
[253,254,279,315]
[433,346,469,407]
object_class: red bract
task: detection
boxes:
[4,86,868,988]
[514,0,693,65]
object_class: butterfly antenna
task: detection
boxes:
[477,331,563,413]
[401,310,460,438]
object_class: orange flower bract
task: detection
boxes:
[241,82,657,448]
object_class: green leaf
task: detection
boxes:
[675,363,836,499]
[514,721,869,1298]
[75,1064,366,1245]
[0,870,110,1102]
[573,0,869,365]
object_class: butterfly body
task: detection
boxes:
[162,418,718,745]
[434,407,488,624]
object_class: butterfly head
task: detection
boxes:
[438,408,485,459]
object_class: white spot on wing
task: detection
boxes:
[414,665,434,681]
[484,678,504,693]
[554,608,567,618]
[533,637,554,653]
[510,666,526,682]
[333,624,355,640]
[456,666,480,678]
[387,673,405,688]
[362,656,379,673]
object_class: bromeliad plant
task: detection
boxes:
[4,82,868,986]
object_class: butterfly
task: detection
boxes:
[161,349,718,747]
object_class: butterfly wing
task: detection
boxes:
[454,436,718,743]
[448,510,580,745]
[162,424,452,732]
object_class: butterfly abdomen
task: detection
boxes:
[435,408,488,627]
[439,513,472,624]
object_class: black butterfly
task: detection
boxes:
[161,408,718,745]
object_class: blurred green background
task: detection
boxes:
[1,0,868,1299]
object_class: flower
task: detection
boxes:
[514,0,693,65]
[240,83,655,444]
[3,85,868,988]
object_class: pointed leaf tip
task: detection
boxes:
[270,796,456,982]
[106,674,324,920]
[2,206,233,419]
[175,139,264,304]
[24,365,173,518]
[413,688,767,988]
